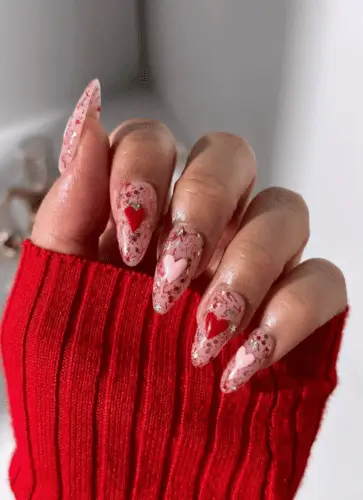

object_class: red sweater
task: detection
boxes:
[1,241,348,499]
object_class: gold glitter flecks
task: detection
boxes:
[127,201,141,210]
[172,211,187,223]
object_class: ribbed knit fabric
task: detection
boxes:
[1,241,348,500]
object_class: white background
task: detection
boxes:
[1,1,362,498]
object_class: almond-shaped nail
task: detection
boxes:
[59,79,101,173]
[220,330,275,393]
[192,288,245,367]
[115,181,157,266]
[153,225,203,314]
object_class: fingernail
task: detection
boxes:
[191,288,246,367]
[220,329,275,393]
[59,79,101,173]
[153,225,203,314]
[115,182,158,266]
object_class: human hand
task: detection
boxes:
[32,80,347,393]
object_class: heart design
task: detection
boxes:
[163,254,188,283]
[205,313,230,339]
[236,346,255,369]
[124,204,145,232]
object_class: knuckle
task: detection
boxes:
[307,258,347,298]
[200,132,251,150]
[234,239,282,275]
[111,119,175,149]
[177,175,237,212]
[259,187,309,219]
[190,133,256,166]
[280,288,317,323]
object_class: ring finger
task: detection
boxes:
[191,187,310,366]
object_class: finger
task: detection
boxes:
[220,258,347,392]
[32,81,110,258]
[191,187,309,366]
[109,120,176,266]
[98,217,123,266]
[153,133,256,314]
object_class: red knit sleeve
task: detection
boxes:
[1,241,348,500]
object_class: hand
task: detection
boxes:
[32,80,347,393]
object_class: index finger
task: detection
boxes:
[32,80,110,258]
[153,132,256,314]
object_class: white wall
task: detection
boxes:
[147,1,363,498]
[0,0,138,129]
[274,4,363,496]
[146,0,290,188]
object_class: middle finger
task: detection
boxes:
[152,132,256,314]
[192,187,309,366]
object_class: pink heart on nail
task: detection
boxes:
[163,254,188,283]
[236,346,255,369]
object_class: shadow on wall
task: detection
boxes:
[146,0,291,189]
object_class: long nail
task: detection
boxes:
[153,225,203,314]
[59,79,101,173]
[115,182,157,266]
[192,288,245,367]
[220,329,275,393]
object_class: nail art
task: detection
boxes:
[153,225,203,314]
[115,182,157,266]
[220,329,275,393]
[59,79,101,173]
[191,288,245,367]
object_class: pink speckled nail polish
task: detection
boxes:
[220,329,275,393]
[115,181,158,267]
[191,288,245,367]
[153,225,203,314]
[59,79,101,173]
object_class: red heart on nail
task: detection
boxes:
[205,313,230,339]
[124,204,145,232]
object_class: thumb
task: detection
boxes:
[32,81,110,258]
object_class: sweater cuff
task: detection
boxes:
[1,240,348,500]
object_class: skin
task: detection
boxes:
[32,117,348,392]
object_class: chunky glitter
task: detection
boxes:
[191,288,245,367]
[115,182,157,266]
[220,329,275,393]
[59,79,101,173]
[153,225,203,314]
